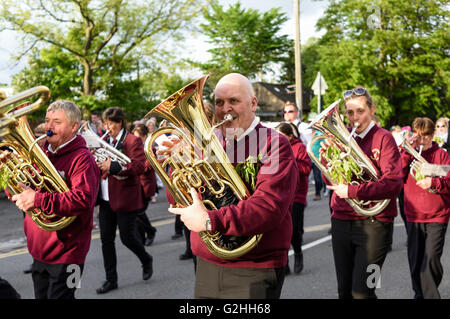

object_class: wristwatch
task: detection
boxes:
[205,216,212,232]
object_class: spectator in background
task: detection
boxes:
[434,117,449,154]
[276,122,311,275]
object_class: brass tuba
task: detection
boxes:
[143,75,262,259]
[306,100,390,217]
[78,122,131,165]
[0,86,76,231]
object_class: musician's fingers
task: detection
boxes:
[160,140,175,148]
[17,182,30,191]
[190,188,201,205]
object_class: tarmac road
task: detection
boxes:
[1,186,450,301]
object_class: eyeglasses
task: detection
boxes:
[284,110,296,114]
[343,87,367,99]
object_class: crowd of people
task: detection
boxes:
[0,73,449,300]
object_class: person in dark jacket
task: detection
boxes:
[132,124,157,246]
[401,117,450,299]
[9,100,100,299]
[276,122,311,274]
[96,107,153,294]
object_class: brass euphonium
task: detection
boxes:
[143,75,262,259]
[0,86,76,231]
[78,122,131,165]
[306,100,390,217]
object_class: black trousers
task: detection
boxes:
[331,217,393,299]
[291,202,305,254]
[99,199,152,283]
[194,258,285,299]
[312,163,323,196]
[31,259,84,299]
[406,221,448,299]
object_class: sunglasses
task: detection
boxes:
[284,110,296,114]
[343,87,367,99]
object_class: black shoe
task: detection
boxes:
[142,258,153,280]
[294,253,304,274]
[23,264,33,274]
[285,264,291,276]
[179,252,193,260]
[96,281,118,294]
[145,236,154,246]
[171,233,183,240]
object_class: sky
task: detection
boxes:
[0,0,329,86]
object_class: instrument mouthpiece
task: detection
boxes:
[223,114,233,122]
[46,130,54,137]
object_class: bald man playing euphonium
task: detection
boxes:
[169,73,299,299]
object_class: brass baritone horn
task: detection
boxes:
[143,75,262,259]
[78,122,131,166]
[0,86,76,231]
[306,100,390,217]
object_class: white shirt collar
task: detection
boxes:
[225,117,260,143]
[110,128,125,147]
[355,121,375,139]
[48,135,77,154]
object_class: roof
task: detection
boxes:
[253,82,296,103]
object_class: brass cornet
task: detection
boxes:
[78,122,131,166]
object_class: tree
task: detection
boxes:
[0,0,203,114]
[193,0,291,86]
[296,0,449,127]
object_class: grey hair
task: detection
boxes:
[47,100,81,124]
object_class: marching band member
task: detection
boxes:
[401,117,450,299]
[167,73,298,299]
[132,124,158,246]
[276,122,312,274]
[327,87,403,299]
[96,107,153,294]
[11,100,100,299]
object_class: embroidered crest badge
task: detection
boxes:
[371,148,380,161]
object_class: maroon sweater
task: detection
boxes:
[25,135,100,264]
[290,137,311,205]
[401,142,450,223]
[330,125,403,222]
[192,123,298,268]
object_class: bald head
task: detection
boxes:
[215,73,255,99]
[214,73,258,139]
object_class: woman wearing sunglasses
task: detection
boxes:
[327,86,403,299]
[400,117,450,299]
[434,117,449,154]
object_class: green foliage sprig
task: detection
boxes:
[321,145,362,184]
[0,166,10,190]
[235,154,263,191]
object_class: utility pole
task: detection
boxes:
[294,0,303,122]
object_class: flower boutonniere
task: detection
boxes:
[235,154,263,191]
